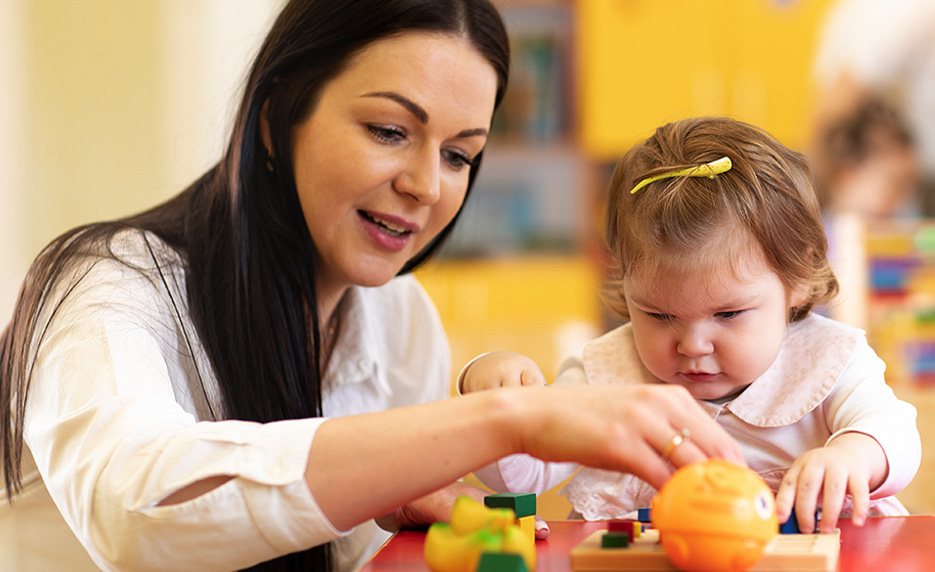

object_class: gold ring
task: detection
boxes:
[661,428,691,460]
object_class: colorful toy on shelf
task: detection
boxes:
[423,495,536,572]
[651,459,778,572]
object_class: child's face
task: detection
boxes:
[624,248,806,401]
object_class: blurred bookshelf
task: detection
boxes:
[440,1,588,259]
[827,215,935,514]
[422,0,604,384]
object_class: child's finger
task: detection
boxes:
[519,368,546,387]
[774,472,799,523]
[818,471,846,533]
[847,475,870,527]
[534,516,550,540]
[793,467,822,533]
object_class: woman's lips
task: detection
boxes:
[358,210,417,252]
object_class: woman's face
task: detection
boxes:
[291,32,497,299]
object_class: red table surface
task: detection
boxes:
[359,516,935,572]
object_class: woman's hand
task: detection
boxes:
[460,352,547,394]
[374,480,550,540]
[375,481,486,532]
[513,383,746,491]
[775,432,887,533]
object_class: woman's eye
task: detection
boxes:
[442,149,472,171]
[367,124,405,143]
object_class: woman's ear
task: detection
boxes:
[260,99,273,156]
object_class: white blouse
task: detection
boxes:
[475,314,921,521]
[1,230,450,572]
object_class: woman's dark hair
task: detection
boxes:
[0,1,509,570]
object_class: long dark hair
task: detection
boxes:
[0,1,509,570]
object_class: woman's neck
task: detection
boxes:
[316,281,348,341]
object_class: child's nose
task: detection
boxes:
[677,327,714,357]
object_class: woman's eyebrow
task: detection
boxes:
[363,91,428,123]
[362,91,489,139]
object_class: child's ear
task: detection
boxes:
[788,283,810,309]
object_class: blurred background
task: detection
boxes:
[2,0,934,518]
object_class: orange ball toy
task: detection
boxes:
[651,459,778,572]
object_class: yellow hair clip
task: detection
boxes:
[630,156,732,194]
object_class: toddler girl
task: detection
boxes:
[461,116,921,534]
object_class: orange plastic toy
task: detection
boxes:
[651,459,778,572]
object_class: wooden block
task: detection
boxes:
[600,532,630,548]
[606,519,637,541]
[518,515,535,545]
[476,552,529,572]
[485,493,537,518]
[570,528,841,571]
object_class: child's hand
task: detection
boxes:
[775,433,887,533]
[460,351,546,394]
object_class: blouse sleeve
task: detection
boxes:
[469,354,585,494]
[23,247,346,572]
[823,337,922,500]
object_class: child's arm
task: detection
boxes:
[774,432,887,534]
[775,336,920,534]
[459,351,547,394]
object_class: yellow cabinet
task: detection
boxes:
[577,0,837,159]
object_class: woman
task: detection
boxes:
[0,1,744,571]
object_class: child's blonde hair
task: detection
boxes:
[605,116,838,322]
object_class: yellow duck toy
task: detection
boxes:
[424,496,535,572]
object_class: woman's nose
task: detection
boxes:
[394,150,441,205]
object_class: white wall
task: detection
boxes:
[0,0,27,320]
[0,0,281,323]
[158,0,281,192]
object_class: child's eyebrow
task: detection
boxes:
[627,294,666,313]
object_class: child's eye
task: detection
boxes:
[647,312,673,323]
[442,148,473,171]
[715,310,743,320]
[367,124,406,143]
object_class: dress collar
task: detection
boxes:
[582,314,862,427]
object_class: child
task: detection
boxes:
[812,94,920,218]
[461,116,921,534]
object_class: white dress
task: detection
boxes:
[475,314,921,521]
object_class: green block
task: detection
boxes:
[601,531,630,549]
[484,493,536,518]
[476,552,528,572]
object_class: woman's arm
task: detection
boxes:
[308,383,746,531]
